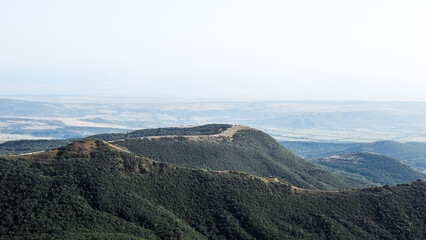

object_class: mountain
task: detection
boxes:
[280,140,426,172]
[1,139,425,239]
[311,152,426,186]
[0,124,370,190]
[101,124,370,190]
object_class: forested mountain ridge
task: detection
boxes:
[108,125,371,190]
[1,139,425,239]
[311,152,426,186]
[0,124,371,190]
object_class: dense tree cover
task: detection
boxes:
[311,152,426,186]
[0,139,76,155]
[281,140,426,171]
[0,139,425,239]
[91,124,233,142]
[0,140,202,240]
[113,129,370,190]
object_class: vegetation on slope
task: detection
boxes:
[112,128,370,190]
[0,139,425,240]
[0,139,203,240]
[311,152,426,186]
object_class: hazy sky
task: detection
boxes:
[1,1,425,100]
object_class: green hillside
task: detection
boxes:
[0,139,425,239]
[311,152,426,186]
[110,126,370,190]
[280,140,426,172]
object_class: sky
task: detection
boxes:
[1,0,425,101]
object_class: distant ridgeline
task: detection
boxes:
[280,140,426,172]
[1,139,425,239]
[311,152,426,186]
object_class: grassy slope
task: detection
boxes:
[311,152,426,186]
[0,139,425,240]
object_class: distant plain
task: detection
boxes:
[1,97,426,143]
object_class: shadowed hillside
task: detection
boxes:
[311,152,425,186]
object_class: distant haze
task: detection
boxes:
[1,98,425,143]
[1,1,426,101]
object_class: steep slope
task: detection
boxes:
[311,152,426,186]
[107,125,370,190]
[0,139,425,239]
[280,140,426,172]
